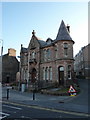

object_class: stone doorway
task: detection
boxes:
[58,66,64,85]
[31,68,37,83]
[6,75,10,83]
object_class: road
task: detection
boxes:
[1,79,89,119]
[1,101,88,119]
[67,79,88,105]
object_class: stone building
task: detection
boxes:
[74,44,90,79]
[2,48,19,84]
[20,20,75,90]
[0,56,2,83]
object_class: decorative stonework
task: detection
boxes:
[20,20,75,90]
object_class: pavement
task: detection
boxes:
[2,79,89,115]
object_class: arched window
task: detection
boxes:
[45,67,49,81]
[49,67,52,81]
[45,67,47,80]
[59,66,64,71]
[47,67,49,80]
[68,65,71,79]
[58,66,64,85]
[43,67,45,80]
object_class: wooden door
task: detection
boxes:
[31,68,37,83]
[58,66,64,85]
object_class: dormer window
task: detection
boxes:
[46,38,53,45]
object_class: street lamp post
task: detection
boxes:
[0,39,3,83]
[32,78,37,100]
[17,55,21,91]
[0,39,3,56]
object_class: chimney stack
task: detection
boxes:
[8,48,16,57]
[67,24,70,33]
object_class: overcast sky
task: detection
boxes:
[0,1,88,59]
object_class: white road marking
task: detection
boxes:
[3,104,22,110]
[21,116,38,119]
[0,112,10,116]
[0,112,10,119]
[2,101,89,117]
[0,116,7,119]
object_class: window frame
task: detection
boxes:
[32,51,35,59]
[68,65,71,79]
[49,67,52,81]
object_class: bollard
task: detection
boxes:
[33,90,35,100]
[7,89,9,100]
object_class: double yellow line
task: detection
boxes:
[2,100,90,117]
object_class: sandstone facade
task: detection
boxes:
[20,20,75,89]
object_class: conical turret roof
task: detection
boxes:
[56,20,72,41]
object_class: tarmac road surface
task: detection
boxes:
[2,101,89,119]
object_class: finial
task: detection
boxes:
[32,30,35,36]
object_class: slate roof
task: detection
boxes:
[37,37,53,48]
[38,20,73,48]
[56,20,72,41]
[21,47,28,53]
[38,40,47,47]
[32,35,47,47]
[22,20,73,50]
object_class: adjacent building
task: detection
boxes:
[0,56,2,83]
[74,44,90,79]
[2,48,19,84]
[20,20,75,90]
